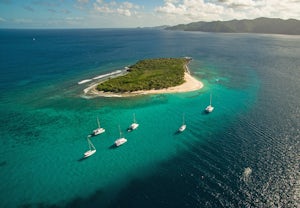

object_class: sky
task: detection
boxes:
[0,0,299,28]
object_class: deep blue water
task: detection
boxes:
[0,29,299,208]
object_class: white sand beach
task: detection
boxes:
[84,71,203,97]
[132,72,203,95]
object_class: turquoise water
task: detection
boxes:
[0,29,299,207]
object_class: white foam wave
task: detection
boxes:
[78,70,124,85]
[78,79,92,85]
[242,167,252,182]
[92,70,122,80]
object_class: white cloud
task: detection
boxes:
[65,17,83,21]
[0,17,6,22]
[155,0,224,23]
[14,18,33,24]
[77,0,89,3]
[220,0,256,8]
[93,1,140,17]
[155,0,300,24]
[117,8,131,16]
[1,0,299,28]
[70,0,300,28]
[94,4,112,13]
[122,2,133,9]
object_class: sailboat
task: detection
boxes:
[114,125,127,147]
[84,136,96,158]
[127,113,139,132]
[178,113,186,132]
[92,117,105,136]
[205,93,214,113]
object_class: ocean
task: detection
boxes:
[0,29,299,208]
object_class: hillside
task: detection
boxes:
[166,17,300,35]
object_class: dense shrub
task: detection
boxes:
[96,58,186,93]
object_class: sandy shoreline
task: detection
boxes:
[84,66,203,97]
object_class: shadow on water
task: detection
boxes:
[174,130,180,135]
[77,156,89,162]
[20,189,105,208]
[174,130,184,135]
[201,110,210,115]
[0,161,7,167]
[108,144,118,149]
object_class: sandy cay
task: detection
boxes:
[84,66,203,97]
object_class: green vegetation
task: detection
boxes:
[97,58,187,93]
[166,17,300,35]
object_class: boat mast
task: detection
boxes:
[133,113,136,123]
[210,93,212,106]
[182,113,185,125]
[87,136,95,150]
[97,117,100,128]
[118,125,123,138]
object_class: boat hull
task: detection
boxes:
[205,105,214,113]
[128,123,139,132]
[84,149,96,158]
[179,124,186,132]
[115,138,127,146]
[93,128,105,135]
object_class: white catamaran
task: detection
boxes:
[178,113,186,132]
[84,136,96,158]
[127,113,139,132]
[92,117,105,136]
[205,93,214,113]
[115,126,127,147]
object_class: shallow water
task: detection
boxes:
[0,29,299,207]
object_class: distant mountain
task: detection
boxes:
[166,17,300,35]
[138,25,170,30]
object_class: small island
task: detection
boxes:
[85,57,203,97]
